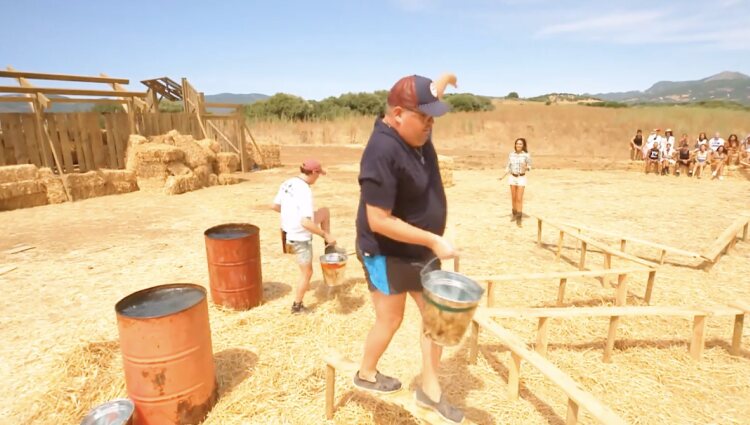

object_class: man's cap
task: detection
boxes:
[665,128,672,132]
[301,159,326,175]
[654,128,662,131]
[387,74,453,117]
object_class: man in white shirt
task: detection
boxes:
[271,159,336,313]
[708,131,725,152]
[660,141,676,175]
[644,128,664,159]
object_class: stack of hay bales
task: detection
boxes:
[0,165,47,211]
[248,144,282,169]
[58,169,138,201]
[126,130,242,195]
[438,155,454,187]
[37,168,67,204]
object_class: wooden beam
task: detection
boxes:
[602,253,612,286]
[703,216,750,263]
[0,86,146,97]
[689,315,707,361]
[566,399,580,425]
[101,72,146,111]
[644,271,656,305]
[481,305,742,319]
[536,317,549,356]
[325,364,335,419]
[615,274,628,306]
[0,70,128,84]
[556,278,568,306]
[556,230,564,261]
[48,97,129,104]
[603,315,620,363]
[731,313,745,356]
[578,241,587,270]
[0,96,41,103]
[7,66,50,112]
[206,119,239,152]
[473,313,627,425]
[487,280,496,307]
[508,352,521,400]
[474,267,652,283]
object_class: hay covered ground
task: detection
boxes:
[1,145,749,424]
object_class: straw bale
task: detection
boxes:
[175,137,213,169]
[164,174,201,195]
[251,144,281,169]
[217,153,240,174]
[38,168,67,204]
[0,180,48,211]
[135,144,185,164]
[0,164,39,184]
[136,162,169,180]
[125,135,149,171]
[167,161,192,176]
[194,165,212,188]
[63,171,109,201]
[100,169,138,194]
[197,138,221,154]
[208,173,219,186]
[217,174,242,185]
[438,155,454,187]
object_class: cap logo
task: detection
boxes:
[429,82,437,98]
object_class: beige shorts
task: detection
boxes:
[288,240,312,265]
[508,175,527,186]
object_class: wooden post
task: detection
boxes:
[126,99,136,134]
[728,235,737,252]
[620,239,627,252]
[659,249,667,265]
[536,317,549,356]
[603,315,619,363]
[644,270,656,305]
[689,315,707,361]
[731,313,745,356]
[453,256,460,273]
[578,241,588,270]
[615,274,627,306]
[325,364,335,419]
[487,281,496,307]
[556,231,564,261]
[743,222,748,241]
[537,218,543,246]
[603,253,612,286]
[469,321,480,363]
[556,278,568,306]
[508,352,521,400]
[566,398,580,425]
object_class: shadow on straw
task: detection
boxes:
[480,344,566,425]
[262,281,292,302]
[311,278,366,315]
[214,348,259,398]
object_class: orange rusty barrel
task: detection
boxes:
[115,284,217,425]
[204,223,263,310]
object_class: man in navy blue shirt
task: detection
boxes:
[353,73,463,423]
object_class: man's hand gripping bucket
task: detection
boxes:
[420,257,484,346]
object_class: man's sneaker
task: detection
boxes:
[712,171,717,177]
[719,176,724,180]
[415,387,464,424]
[291,301,307,314]
[352,371,402,394]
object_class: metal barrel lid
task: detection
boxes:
[80,398,134,425]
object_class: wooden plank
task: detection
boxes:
[658,249,667,265]
[536,317,549,356]
[0,265,18,275]
[615,274,628,306]
[4,113,24,165]
[87,114,107,169]
[644,271,656,305]
[33,102,53,168]
[0,117,8,165]
[474,267,652,283]
[556,230,564,261]
[0,96,40,103]
[556,278,567,306]
[731,314,744,356]
[325,364,335,420]
[0,86,145,97]
[689,315,707,361]
[487,280,496,307]
[602,253,612,286]
[43,116,64,172]
[323,351,445,423]
[4,244,34,254]
[55,115,75,172]
[69,113,88,172]
[566,399,580,425]
[473,313,627,425]
[508,352,521,400]
[729,301,750,313]
[620,239,627,252]
[578,241,587,270]
[49,97,129,104]
[75,114,94,171]
[0,70,129,84]
[603,315,620,363]
[703,216,750,262]
[103,115,117,168]
[207,119,239,152]
[481,305,742,319]
[10,114,29,164]
[743,222,749,241]
[113,114,128,168]
[21,114,42,166]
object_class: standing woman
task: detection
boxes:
[503,137,531,226]
[630,129,644,160]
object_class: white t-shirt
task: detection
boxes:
[708,137,725,152]
[646,134,663,150]
[661,146,675,161]
[273,177,314,242]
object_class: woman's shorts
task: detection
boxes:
[508,175,527,186]
[357,250,438,295]
[288,240,312,265]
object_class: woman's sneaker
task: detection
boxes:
[415,387,464,424]
[352,371,402,394]
[291,301,307,314]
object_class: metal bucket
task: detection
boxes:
[420,258,484,346]
[204,223,263,310]
[320,252,347,286]
[115,284,217,425]
[80,399,134,425]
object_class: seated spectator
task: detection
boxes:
[660,141,676,175]
[695,132,708,149]
[675,140,692,176]
[726,134,741,165]
[708,131,725,152]
[630,129,644,161]
[645,142,661,174]
[644,128,662,159]
[692,144,710,179]
[742,135,750,164]
[712,145,728,180]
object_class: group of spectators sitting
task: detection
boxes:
[630,129,750,180]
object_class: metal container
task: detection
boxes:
[115,284,217,425]
[204,223,263,310]
[80,399,134,425]
[320,252,347,286]
[420,260,484,346]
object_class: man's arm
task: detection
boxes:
[365,204,455,259]
[270,203,281,212]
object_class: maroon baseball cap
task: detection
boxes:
[301,158,326,175]
[387,75,451,117]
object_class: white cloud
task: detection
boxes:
[536,10,666,36]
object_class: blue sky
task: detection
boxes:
[1,0,749,99]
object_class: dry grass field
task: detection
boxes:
[1,104,750,424]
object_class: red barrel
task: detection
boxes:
[115,284,217,425]
[204,223,263,310]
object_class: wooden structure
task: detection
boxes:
[701,214,750,270]
[468,312,627,424]
[476,266,657,307]
[1,68,259,173]
[471,305,747,363]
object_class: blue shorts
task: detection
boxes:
[357,249,439,295]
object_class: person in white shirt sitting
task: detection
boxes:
[271,159,337,314]
[644,128,663,159]
[645,141,661,174]
[663,129,676,152]
[660,141,676,175]
[708,131,725,152]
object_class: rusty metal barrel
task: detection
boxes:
[115,284,217,425]
[204,223,263,310]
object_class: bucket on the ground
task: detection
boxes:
[320,252,347,286]
[204,223,263,310]
[420,258,484,346]
[80,399,134,425]
[115,284,217,425]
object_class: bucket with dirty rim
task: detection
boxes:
[420,257,484,346]
[320,252,347,286]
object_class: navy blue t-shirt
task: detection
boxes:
[356,119,447,260]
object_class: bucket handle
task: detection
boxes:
[420,255,460,278]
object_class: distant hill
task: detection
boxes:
[0,92,269,113]
[590,71,750,105]
[526,93,601,104]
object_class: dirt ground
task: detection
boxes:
[1,145,749,424]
